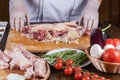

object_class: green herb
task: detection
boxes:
[42,50,89,67]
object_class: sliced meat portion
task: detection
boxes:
[32,30,47,41]
[22,27,30,34]
[0,50,11,63]
[0,59,9,69]
[24,66,35,80]
[48,30,68,37]
[22,21,87,43]
[9,58,19,70]
[4,50,13,59]
[17,45,37,63]
[34,58,46,78]
[9,47,32,70]
[0,45,48,79]
[45,31,53,40]
[66,30,80,41]
[30,24,54,34]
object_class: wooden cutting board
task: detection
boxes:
[0,63,50,80]
[5,29,90,53]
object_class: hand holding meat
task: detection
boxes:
[9,0,29,31]
[80,0,101,30]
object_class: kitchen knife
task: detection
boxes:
[0,21,8,42]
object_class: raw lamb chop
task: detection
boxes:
[34,58,46,78]
[9,47,32,70]
[0,45,48,79]
[24,66,35,79]
[0,50,11,63]
[0,60,9,69]
[0,50,10,69]
[17,45,37,63]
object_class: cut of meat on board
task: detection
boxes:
[0,45,50,80]
[6,29,90,53]
[21,21,88,43]
[6,21,90,52]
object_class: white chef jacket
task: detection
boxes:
[23,0,88,22]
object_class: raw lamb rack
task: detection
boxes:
[0,45,47,79]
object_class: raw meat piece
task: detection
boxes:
[34,58,46,78]
[17,45,37,63]
[22,21,86,43]
[0,59,9,69]
[9,47,32,70]
[0,50,11,63]
[24,66,35,79]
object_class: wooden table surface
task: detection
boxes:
[0,24,120,80]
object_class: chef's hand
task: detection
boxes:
[80,0,101,30]
[10,0,29,31]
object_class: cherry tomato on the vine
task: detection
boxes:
[64,66,73,75]
[55,57,63,63]
[74,66,82,73]
[82,75,90,80]
[74,72,82,80]
[54,62,63,70]
[66,59,74,65]
[91,73,98,78]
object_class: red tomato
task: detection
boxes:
[105,39,113,45]
[64,66,73,75]
[102,48,120,63]
[82,76,90,80]
[74,72,82,80]
[91,74,98,78]
[113,38,120,47]
[54,62,63,70]
[55,57,63,63]
[66,59,74,65]
[84,72,90,76]
[74,66,82,73]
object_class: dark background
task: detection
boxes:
[0,0,120,26]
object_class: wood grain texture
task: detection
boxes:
[5,29,90,53]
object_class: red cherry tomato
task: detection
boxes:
[102,48,120,63]
[84,72,90,76]
[105,39,113,45]
[82,76,90,80]
[92,74,98,78]
[64,66,73,75]
[74,66,82,73]
[66,59,74,65]
[54,62,63,70]
[55,57,63,63]
[74,72,82,80]
[113,38,120,47]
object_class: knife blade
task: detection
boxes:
[0,21,8,42]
